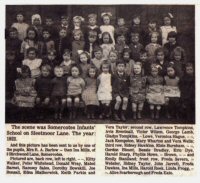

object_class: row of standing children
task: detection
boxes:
[6,11,194,122]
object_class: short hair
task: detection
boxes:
[42,28,51,34]
[140,49,147,55]
[185,62,194,68]
[41,64,52,72]
[63,49,71,56]
[47,49,56,56]
[21,65,31,77]
[93,46,103,53]
[122,47,131,55]
[155,47,165,56]
[70,64,82,75]
[54,65,63,71]
[116,60,125,66]
[167,31,177,40]
[27,47,37,55]
[8,27,18,33]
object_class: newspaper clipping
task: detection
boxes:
[5,4,195,176]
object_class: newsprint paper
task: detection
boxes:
[2,0,200,182]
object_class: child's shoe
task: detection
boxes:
[133,112,137,120]
[150,110,154,119]
[113,110,120,121]
[155,110,160,119]
[120,111,126,122]
[59,113,63,120]
[54,113,58,120]
[137,111,142,119]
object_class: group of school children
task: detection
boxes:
[6,11,195,122]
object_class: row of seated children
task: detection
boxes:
[6,46,194,122]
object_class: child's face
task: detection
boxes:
[109,52,117,62]
[140,53,147,62]
[59,29,67,38]
[71,67,80,77]
[33,18,41,26]
[103,16,110,25]
[16,14,24,22]
[80,54,88,64]
[151,69,159,77]
[151,33,158,43]
[47,54,56,61]
[22,71,29,78]
[94,51,102,59]
[168,37,176,44]
[133,17,140,25]
[9,31,18,39]
[174,52,181,61]
[164,17,171,26]
[54,68,64,77]
[131,34,139,43]
[156,51,164,61]
[63,53,71,61]
[6,53,15,63]
[89,68,96,78]
[117,35,125,44]
[133,65,142,75]
[117,63,125,73]
[61,19,68,26]
[123,52,130,61]
[148,22,156,29]
[103,34,110,44]
[102,64,109,73]
[43,31,50,39]
[27,30,36,40]
[74,33,81,41]
[45,18,53,26]
[89,18,96,26]
[186,66,194,76]
[88,35,97,43]
[167,67,175,77]
[41,67,50,77]
[73,19,81,27]
[27,51,36,60]
[117,18,125,26]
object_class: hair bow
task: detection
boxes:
[168,13,174,19]
[73,16,85,22]
[101,12,112,18]
[31,14,42,24]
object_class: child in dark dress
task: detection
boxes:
[180,63,195,122]
[35,64,52,119]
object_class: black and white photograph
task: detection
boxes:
[5,4,195,124]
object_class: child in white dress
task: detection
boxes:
[160,13,177,45]
[100,12,115,44]
[97,61,112,119]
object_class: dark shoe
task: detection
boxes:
[150,110,154,119]
[121,111,126,122]
[133,112,137,120]
[113,112,120,121]
[155,110,160,119]
[91,113,95,119]
[99,113,104,119]
[54,113,58,120]
[59,113,62,120]
[72,110,77,119]
[87,114,90,119]
[137,111,142,119]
